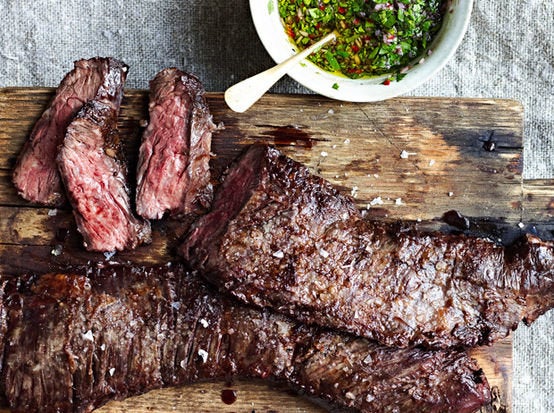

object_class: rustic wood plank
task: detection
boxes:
[0,380,329,413]
[0,87,541,413]
[521,179,554,242]
[1,88,524,225]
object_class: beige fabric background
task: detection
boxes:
[0,1,552,412]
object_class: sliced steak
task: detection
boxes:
[57,79,151,252]
[12,57,128,206]
[0,264,490,413]
[135,68,216,220]
[180,145,554,349]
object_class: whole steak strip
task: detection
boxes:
[0,264,490,413]
[57,75,151,251]
[135,68,216,219]
[12,57,128,206]
[181,145,554,349]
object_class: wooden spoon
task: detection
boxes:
[224,32,337,113]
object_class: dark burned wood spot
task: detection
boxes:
[55,227,70,243]
[7,155,18,169]
[441,210,470,230]
[345,158,381,175]
[257,124,326,148]
[510,200,522,211]
[477,164,502,175]
[507,154,523,174]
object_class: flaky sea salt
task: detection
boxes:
[400,150,417,159]
[83,330,94,341]
[198,349,208,363]
[104,251,116,260]
[370,197,384,206]
[273,250,285,259]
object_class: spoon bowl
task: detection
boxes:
[249,0,474,102]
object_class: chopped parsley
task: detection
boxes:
[278,0,446,80]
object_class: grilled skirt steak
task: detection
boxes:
[181,145,554,349]
[0,264,490,413]
[12,57,128,206]
[57,82,151,251]
[135,68,216,219]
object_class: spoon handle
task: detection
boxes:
[224,32,337,113]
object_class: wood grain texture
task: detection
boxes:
[0,87,549,413]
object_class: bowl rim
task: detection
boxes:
[249,0,474,102]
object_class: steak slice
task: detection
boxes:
[0,264,490,413]
[180,145,554,349]
[12,57,128,206]
[57,83,151,252]
[135,68,216,219]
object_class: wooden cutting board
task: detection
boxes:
[1,87,552,412]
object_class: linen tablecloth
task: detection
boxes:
[0,1,552,412]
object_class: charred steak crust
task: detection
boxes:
[180,145,554,349]
[57,66,151,252]
[135,68,216,220]
[12,57,128,206]
[0,264,490,413]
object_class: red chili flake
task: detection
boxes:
[353,17,360,25]
[286,27,295,39]
[351,44,360,53]
[338,6,346,14]
[315,22,321,29]
[382,79,391,85]
[319,4,325,10]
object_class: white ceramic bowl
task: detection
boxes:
[250,0,473,102]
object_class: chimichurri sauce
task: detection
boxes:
[278,0,446,80]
